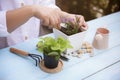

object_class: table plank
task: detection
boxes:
[84,62,120,80]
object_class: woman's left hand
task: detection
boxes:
[60,11,88,30]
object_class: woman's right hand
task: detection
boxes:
[33,5,61,29]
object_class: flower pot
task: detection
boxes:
[53,28,86,54]
[44,54,59,69]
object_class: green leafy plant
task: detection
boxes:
[37,36,73,60]
[60,16,82,35]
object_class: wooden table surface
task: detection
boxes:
[0,11,120,80]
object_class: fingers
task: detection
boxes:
[76,15,88,29]
[81,22,88,31]
[81,19,88,30]
[76,15,84,26]
[82,21,88,28]
[42,17,49,26]
[42,15,60,29]
[49,14,61,29]
[55,13,61,29]
[42,9,61,29]
[35,6,61,29]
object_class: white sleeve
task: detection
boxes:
[0,11,9,37]
[39,0,60,9]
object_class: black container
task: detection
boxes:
[44,54,59,69]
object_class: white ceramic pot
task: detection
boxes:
[53,28,86,54]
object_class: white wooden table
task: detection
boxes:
[0,11,120,80]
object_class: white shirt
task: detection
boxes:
[0,0,58,49]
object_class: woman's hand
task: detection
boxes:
[33,5,61,29]
[60,11,88,30]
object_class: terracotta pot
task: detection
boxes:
[92,27,109,49]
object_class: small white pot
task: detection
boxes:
[53,28,86,54]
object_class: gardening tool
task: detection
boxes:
[10,48,69,66]
[60,55,69,61]
[10,47,42,66]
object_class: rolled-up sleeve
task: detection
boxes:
[48,0,60,9]
[39,0,60,9]
[0,11,9,37]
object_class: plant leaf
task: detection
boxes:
[48,52,59,56]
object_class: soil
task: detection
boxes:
[60,27,82,36]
